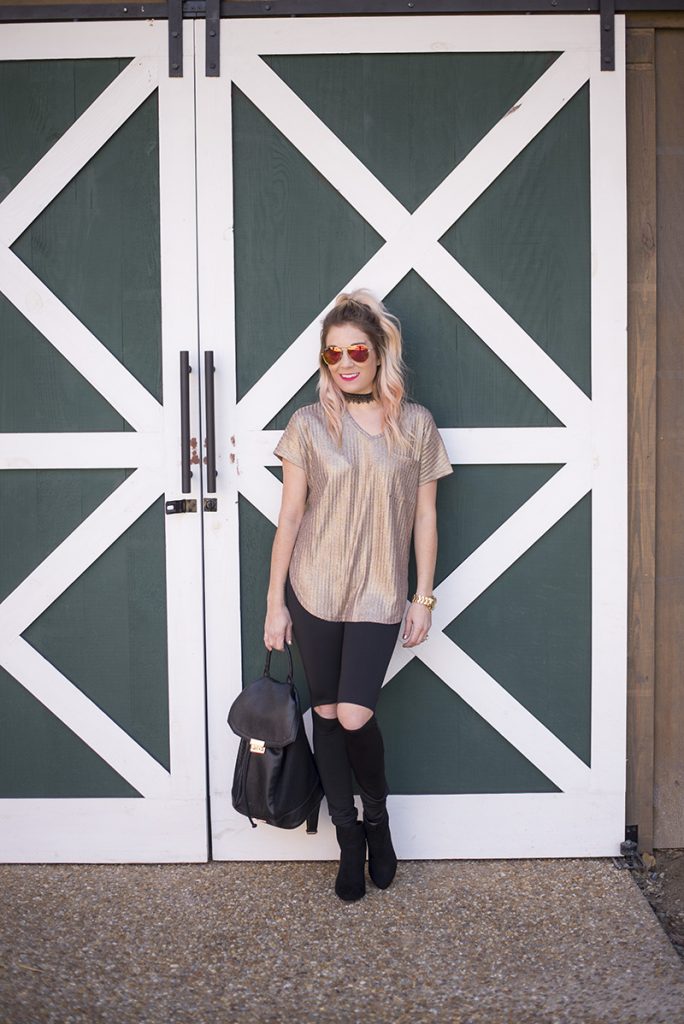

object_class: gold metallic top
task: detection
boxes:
[274,401,453,623]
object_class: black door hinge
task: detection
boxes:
[206,0,220,77]
[600,0,615,72]
[169,0,220,78]
[168,0,184,77]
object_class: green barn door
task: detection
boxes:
[199,16,628,859]
[0,24,208,861]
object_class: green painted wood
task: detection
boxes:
[386,271,563,427]
[0,59,130,205]
[442,84,592,401]
[0,469,122,604]
[264,52,560,214]
[376,659,557,794]
[394,465,574,793]
[1,60,161,432]
[445,490,592,766]
[378,662,561,795]
[0,291,135,432]
[23,490,170,772]
[0,667,141,798]
[232,85,385,419]
[427,465,564,587]
[0,469,170,792]
[12,83,163,409]
[0,60,168,796]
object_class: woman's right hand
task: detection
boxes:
[264,604,293,652]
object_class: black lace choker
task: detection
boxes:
[342,390,376,405]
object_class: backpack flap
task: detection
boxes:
[227,646,300,748]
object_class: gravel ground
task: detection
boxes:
[631,849,684,961]
[2,858,684,1024]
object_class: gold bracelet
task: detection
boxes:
[412,593,437,611]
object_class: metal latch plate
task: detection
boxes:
[165,499,198,514]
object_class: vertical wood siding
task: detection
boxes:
[653,27,684,848]
[626,26,657,855]
[627,14,684,851]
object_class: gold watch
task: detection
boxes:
[412,593,437,611]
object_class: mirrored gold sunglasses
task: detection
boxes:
[321,344,370,366]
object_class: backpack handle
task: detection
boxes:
[263,643,294,684]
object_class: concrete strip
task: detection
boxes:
[1,859,683,1024]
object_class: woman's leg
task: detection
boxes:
[284,576,368,900]
[310,713,357,828]
[336,616,402,814]
[284,576,357,828]
[336,618,403,888]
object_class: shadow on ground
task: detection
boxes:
[632,849,684,961]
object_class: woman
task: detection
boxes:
[264,289,452,902]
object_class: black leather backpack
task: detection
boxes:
[227,645,323,832]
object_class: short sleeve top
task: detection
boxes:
[273,401,453,623]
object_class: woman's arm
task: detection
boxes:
[264,458,308,650]
[402,479,438,648]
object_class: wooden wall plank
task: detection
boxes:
[653,28,684,848]
[626,26,657,855]
[628,12,684,30]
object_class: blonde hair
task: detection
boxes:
[317,289,412,453]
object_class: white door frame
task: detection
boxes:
[0,22,208,862]
[199,15,627,859]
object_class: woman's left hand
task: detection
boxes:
[401,603,432,648]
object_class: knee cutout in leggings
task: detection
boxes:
[337,703,374,731]
[313,704,338,720]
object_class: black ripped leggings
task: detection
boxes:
[285,574,402,828]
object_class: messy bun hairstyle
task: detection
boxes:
[317,289,411,453]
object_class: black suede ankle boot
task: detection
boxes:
[334,821,366,901]
[363,808,397,889]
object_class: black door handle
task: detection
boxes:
[180,350,192,494]
[204,350,217,494]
